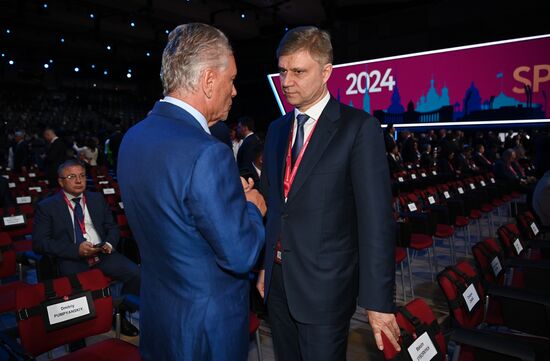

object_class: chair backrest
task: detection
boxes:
[0,232,16,278]
[471,238,506,286]
[497,223,526,258]
[516,211,541,241]
[16,269,112,356]
[381,298,446,361]
[437,261,486,329]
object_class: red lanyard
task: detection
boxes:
[283,117,318,199]
[62,192,87,235]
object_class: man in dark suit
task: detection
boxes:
[236,116,260,173]
[13,130,29,173]
[473,144,493,171]
[32,159,140,337]
[257,26,400,361]
[42,128,67,188]
[0,177,14,208]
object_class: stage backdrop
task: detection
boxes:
[268,34,550,128]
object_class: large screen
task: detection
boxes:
[267,34,550,128]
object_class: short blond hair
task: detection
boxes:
[276,26,333,65]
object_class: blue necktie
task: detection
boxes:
[291,114,309,166]
[72,197,86,244]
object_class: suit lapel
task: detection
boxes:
[286,98,341,204]
[276,113,293,202]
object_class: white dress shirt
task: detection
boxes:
[63,191,107,248]
[291,91,331,146]
[161,96,211,134]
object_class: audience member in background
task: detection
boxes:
[384,123,396,152]
[533,135,550,226]
[117,23,266,361]
[229,122,242,160]
[42,128,67,188]
[419,143,435,169]
[473,144,493,171]
[236,116,260,173]
[250,142,263,185]
[0,176,14,208]
[401,137,420,164]
[209,121,232,149]
[12,130,29,173]
[494,149,536,186]
[32,160,140,341]
[73,137,99,168]
[437,148,458,179]
[107,124,123,171]
[258,26,399,361]
[387,143,405,174]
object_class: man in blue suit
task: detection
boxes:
[117,23,266,361]
[256,26,400,360]
[32,159,141,337]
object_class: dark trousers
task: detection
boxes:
[58,252,140,296]
[267,264,350,361]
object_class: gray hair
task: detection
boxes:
[161,23,233,95]
[57,159,85,177]
[276,26,333,65]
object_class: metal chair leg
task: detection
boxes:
[432,243,438,278]
[449,235,456,264]
[115,312,121,339]
[400,262,406,302]
[255,330,263,361]
[406,248,415,299]
[428,248,434,283]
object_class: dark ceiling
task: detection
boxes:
[1,0,549,125]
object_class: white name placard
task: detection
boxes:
[8,183,15,189]
[490,178,496,184]
[398,177,404,182]
[462,283,480,311]
[46,296,91,325]
[102,188,116,195]
[513,238,523,255]
[443,191,450,199]
[428,196,435,205]
[98,181,109,185]
[16,196,31,204]
[2,175,8,179]
[458,187,464,194]
[18,177,26,182]
[408,203,417,212]
[3,215,25,226]
[29,186,42,192]
[469,183,476,190]
[411,174,417,179]
[407,331,438,361]
[530,222,539,236]
[118,202,124,209]
[491,257,502,277]
[480,181,486,187]
[421,173,427,178]
[28,173,36,178]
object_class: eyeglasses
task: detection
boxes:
[59,173,86,181]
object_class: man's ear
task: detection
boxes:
[322,63,333,84]
[202,68,215,99]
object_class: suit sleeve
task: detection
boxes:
[351,115,396,313]
[32,202,80,260]
[188,142,265,275]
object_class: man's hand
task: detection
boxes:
[366,310,401,352]
[78,241,101,258]
[256,269,265,298]
[246,189,267,216]
[240,176,254,193]
[101,243,113,254]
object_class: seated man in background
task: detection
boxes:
[32,159,140,338]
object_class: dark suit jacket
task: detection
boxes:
[44,138,67,182]
[14,141,29,172]
[32,191,119,260]
[209,122,232,149]
[473,152,493,171]
[0,177,13,208]
[237,133,260,173]
[261,97,395,324]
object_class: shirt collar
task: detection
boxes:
[293,91,331,122]
[161,96,211,134]
[63,191,84,201]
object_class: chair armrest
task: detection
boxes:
[451,328,536,361]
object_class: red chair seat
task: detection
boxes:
[0,281,24,313]
[455,216,469,227]
[510,191,522,199]
[469,210,481,219]
[480,204,493,213]
[395,247,406,263]
[13,240,32,253]
[54,339,140,361]
[249,312,260,334]
[501,195,512,202]
[409,234,433,249]
[435,224,454,238]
